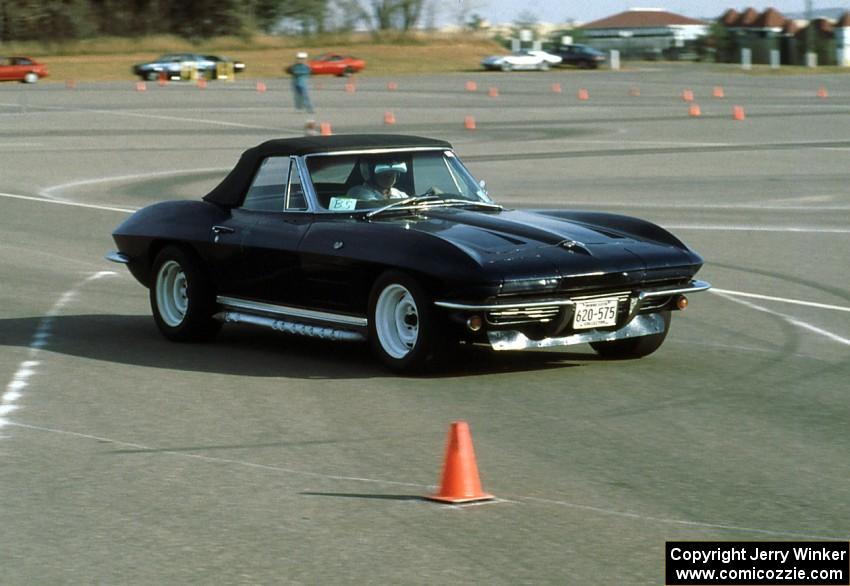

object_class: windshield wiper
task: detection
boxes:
[431,199,504,211]
[364,195,440,219]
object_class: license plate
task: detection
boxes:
[573,297,619,329]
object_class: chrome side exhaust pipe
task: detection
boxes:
[214,311,365,342]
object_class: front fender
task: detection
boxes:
[298,220,500,298]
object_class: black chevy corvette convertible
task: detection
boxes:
[107,134,709,371]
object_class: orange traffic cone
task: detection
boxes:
[319,122,332,136]
[688,103,702,117]
[629,86,640,97]
[465,80,477,92]
[464,116,476,130]
[551,82,562,93]
[256,81,267,93]
[426,421,494,504]
[681,89,694,102]
[817,86,828,98]
[712,86,725,98]
[135,81,147,92]
[383,111,396,125]
[158,71,167,86]
[732,105,746,121]
[488,86,499,98]
[65,79,76,89]
[197,78,208,89]
[344,82,356,93]
[577,88,589,101]
[387,81,398,91]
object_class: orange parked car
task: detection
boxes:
[307,53,365,76]
[0,56,49,83]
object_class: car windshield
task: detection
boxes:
[305,149,495,213]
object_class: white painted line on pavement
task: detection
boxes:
[1,100,304,134]
[6,419,842,538]
[89,108,273,130]
[713,292,850,347]
[4,421,428,488]
[1,272,117,431]
[563,201,850,212]
[667,224,850,234]
[519,496,845,541]
[39,167,226,199]
[711,289,850,313]
[0,192,135,214]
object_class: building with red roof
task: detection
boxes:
[579,8,710,59]
[718,6,849,66]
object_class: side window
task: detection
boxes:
[286,159,307,210]
[242,156,288,211]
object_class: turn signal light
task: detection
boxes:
[676,295,689,310]
[466,315,483,332]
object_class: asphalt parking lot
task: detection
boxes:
[1,64,849,584]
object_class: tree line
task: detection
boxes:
[0,0,443,42]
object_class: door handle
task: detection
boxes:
[212,225,235,243]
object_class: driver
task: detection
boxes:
[347,160,408,200]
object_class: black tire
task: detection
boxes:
[368,271,439,372]
[343,66,354,77]
[149,245,221,342]
[145,71,159,81]
[589,311,671,359]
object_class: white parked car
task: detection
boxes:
[481,50,562,72]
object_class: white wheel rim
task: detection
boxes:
[156,260,188,327]
[375,284,419,359]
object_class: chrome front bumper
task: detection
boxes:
[435,280,710,313]
[435,279,710,351]
[105,251,130,264]
[488,312,667,351]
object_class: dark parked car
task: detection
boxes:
[0,56,48,83]
[107,134,709,372]
[552,44,607,68]
[132,53,245,81]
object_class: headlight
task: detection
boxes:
[500,277,559,294]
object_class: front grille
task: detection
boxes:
[640,296,672,311]
[487,305,562,325]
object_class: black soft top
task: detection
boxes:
[203,134,452,208]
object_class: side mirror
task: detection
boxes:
[477,179,492,201]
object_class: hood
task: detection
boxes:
[378,208,701,288]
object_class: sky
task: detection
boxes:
[474,1,831,25]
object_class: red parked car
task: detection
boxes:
[307,53,365,76]
[0,56,49,83]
